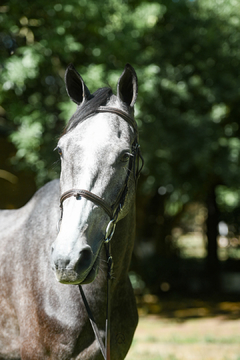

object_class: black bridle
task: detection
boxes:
[58,107,143,360]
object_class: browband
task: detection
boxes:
[60,189,114,219]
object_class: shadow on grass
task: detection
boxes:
[136,293,240,321]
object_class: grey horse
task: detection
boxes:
[0,64,142,359]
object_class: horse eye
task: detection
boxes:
[57,147,63,156]
[120,152,131,162]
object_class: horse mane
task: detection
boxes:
[63,87,113,135]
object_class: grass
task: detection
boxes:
[125,314,240,360]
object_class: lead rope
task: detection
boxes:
[105,240,113,360]
[78,228,114,360]
[79,285,106,358]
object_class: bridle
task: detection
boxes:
[58,106,143,360]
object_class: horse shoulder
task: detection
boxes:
[0,180,66,359]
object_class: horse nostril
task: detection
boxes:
[74,247,92,273]
[52,246,92,273]
[54,258,71,270]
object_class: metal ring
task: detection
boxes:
[105,219,116,243]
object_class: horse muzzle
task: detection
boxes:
[51,244,99,285]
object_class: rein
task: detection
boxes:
[58,107,143,360]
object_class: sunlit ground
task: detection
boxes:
[126,314,240,360]
[126,230,240,359]
[126,298,240,360]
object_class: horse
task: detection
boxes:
[0,63,142,360]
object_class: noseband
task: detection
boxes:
[58,107,143,360]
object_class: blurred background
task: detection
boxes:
[1,0,240,306]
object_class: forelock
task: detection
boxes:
[62,87,113,136]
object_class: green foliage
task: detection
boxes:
[1,0,240,218]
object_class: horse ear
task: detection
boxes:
[65,64,91,105]
[117,64,138,107]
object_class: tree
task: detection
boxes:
[1,0,240,292]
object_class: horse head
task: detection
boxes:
[51,64,140,285]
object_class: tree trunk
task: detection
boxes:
[206,185,220,292]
